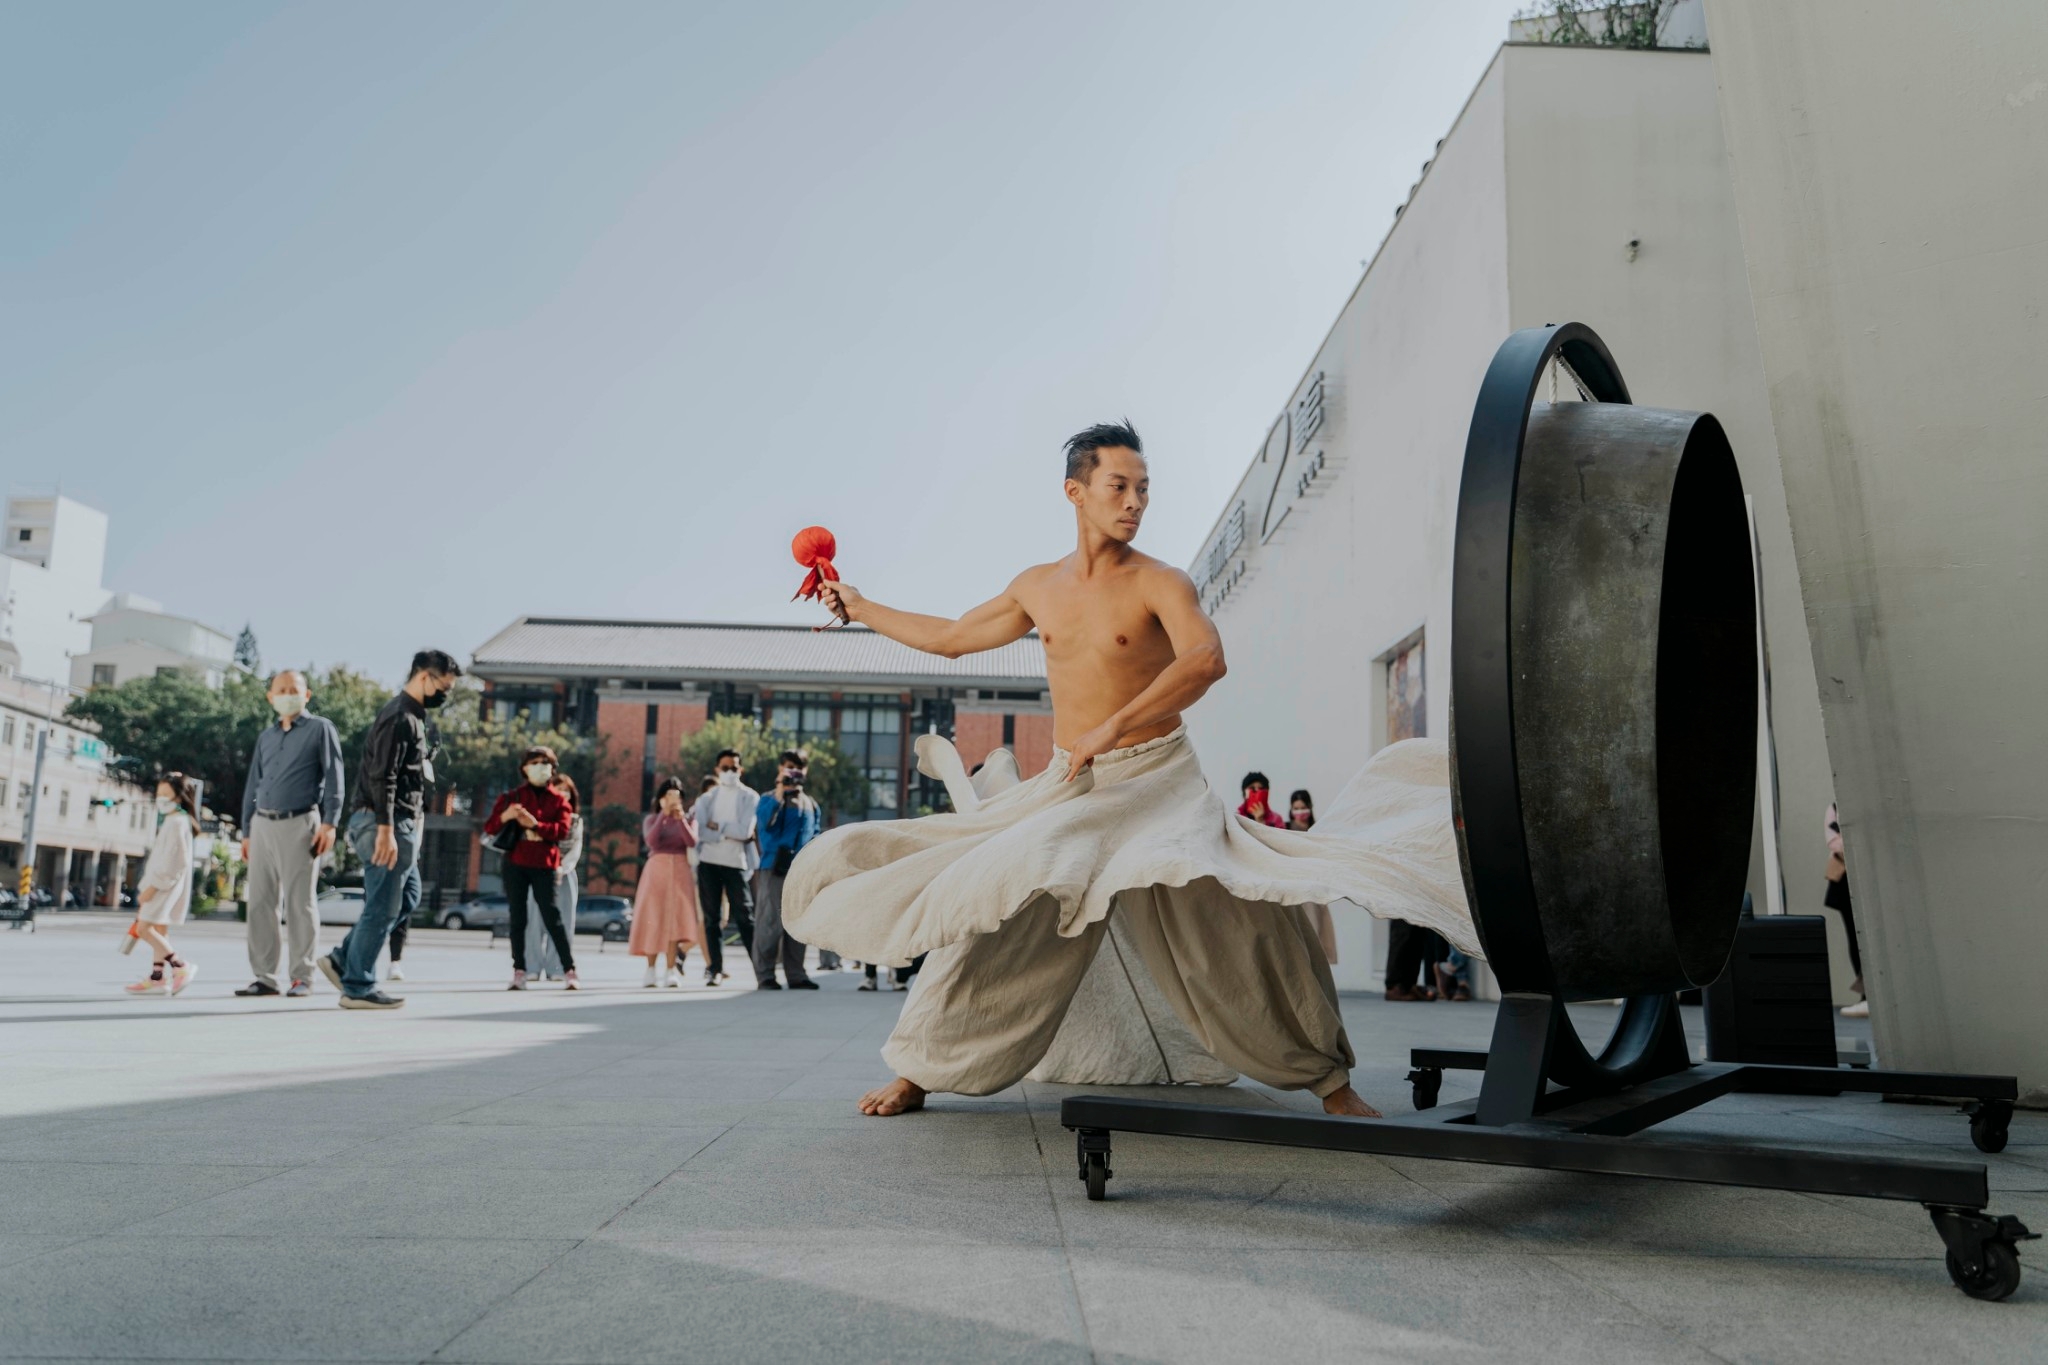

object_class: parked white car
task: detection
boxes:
[315,887,365,926]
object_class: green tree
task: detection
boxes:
[1514,0,1688,49]
[676,714,872,823]
[66,665,390,832]
[431,681,598,816]
[233,624,261,673]
[586,803,644,890]
[67,670,270,820]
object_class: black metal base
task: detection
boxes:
[1059,999,2035,1300]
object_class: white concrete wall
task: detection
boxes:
[0,557,107,689]
[1499,44,1844,987]
[1185,53,1512,990]
[1704,0,2048,1101]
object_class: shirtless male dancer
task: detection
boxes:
[815,422,1383,1119]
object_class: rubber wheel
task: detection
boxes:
[442,913,465,932]
[1947,1242,2022,1301]
[1083,1151,1109,1202]
[1971,1108,2010,1155]
[1413,1080,1441,1111]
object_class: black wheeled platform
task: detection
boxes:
[1062,992,2036,1301]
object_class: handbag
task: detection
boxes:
[488,821,523,855]
[772,846,797,877]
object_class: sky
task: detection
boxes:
[4,0,1526,683]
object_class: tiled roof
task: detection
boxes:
[470,617,1047,688]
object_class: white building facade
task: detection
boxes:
[1182,40,1837,993]
[0,674,152,903]
[0,496,111,687]
[71,593,236,691]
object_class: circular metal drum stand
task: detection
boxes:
[1063,324,2033,1299]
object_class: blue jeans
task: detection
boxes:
[334,811,420,998]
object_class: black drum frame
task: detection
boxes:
[1062,324,2033,1300]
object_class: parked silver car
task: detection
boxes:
[315,887,366,926]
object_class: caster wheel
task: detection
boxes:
[1406,1066,1442,1112]
[1947,1242,2022,1301]
[1083,1150,1110,1201]
[1970,1102,2012,1155]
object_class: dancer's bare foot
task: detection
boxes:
[1321,1084,1383,1119]
[857,1077,927,1116]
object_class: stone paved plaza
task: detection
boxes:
[1,913,2042,1363]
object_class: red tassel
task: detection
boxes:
[791,526,840,602]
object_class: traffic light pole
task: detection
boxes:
[17,726,49,922]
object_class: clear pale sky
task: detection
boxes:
[4,1,1523,683]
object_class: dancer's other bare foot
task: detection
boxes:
[1321,1084,1383,1119]
[857,1077,927,1116]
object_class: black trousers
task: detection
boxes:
[1826,874,1862,977]
[1385,919,1446,992]
[387,915,408,961]
[696,862,754,975]
[506,861,574,975]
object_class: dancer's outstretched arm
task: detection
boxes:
[819,578,1033,659]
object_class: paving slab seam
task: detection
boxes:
[1534,1250,1743,1364]
[1023,1093,1105,1363]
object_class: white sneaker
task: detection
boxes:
[643,964,659,988]
[1841,1000,1870,1018]
[388,964,405,982]
[890,978,909,992]
[665,970,682,988]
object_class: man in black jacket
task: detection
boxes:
[317,649,462,1009]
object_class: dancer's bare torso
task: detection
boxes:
[1007,555,1183,750]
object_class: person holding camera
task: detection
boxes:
[752,750,822,990]
[483,744,578,990]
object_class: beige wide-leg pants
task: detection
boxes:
[246,810,321,990]
[882,878,1355,1099]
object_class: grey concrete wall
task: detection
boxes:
[1500,46,1841,978]
[1705,1,2048,1101]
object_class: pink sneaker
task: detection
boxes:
[564,969,579,991]
[508,970,527,991]
[169,961,197,996]
[125,971,167,995]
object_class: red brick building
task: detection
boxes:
[461,617,1050,896]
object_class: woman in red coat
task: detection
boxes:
[484,745,578,990]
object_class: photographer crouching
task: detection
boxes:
[752,750,822,990]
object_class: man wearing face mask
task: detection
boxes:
[691,748,759,986]
[234,670,346,999]
[483,744,578,990]
[318,649,463,1010]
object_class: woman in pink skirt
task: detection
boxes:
[632,776,704,986]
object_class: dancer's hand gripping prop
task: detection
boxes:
[792,526,848,629]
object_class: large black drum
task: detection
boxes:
[1450,323,1756,1005]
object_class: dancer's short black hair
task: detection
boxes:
[1064,421,1143,484]
[716,748,742,766]
[1241,771,1270,794]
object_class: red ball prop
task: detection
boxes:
[791,526,840,603]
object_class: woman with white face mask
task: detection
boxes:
[483,745,578,990]
[126,773,200,995]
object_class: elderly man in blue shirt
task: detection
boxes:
[752,750,823,990]
[235,670,346,998]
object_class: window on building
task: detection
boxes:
[0,714,12,745]
[23,722,34,750]
[58,789,69,818]
[1387,634,1426,743]
[16,528,28,542]
[91,664,116,688]
[14,782,27,812]
[86,795,96,823]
